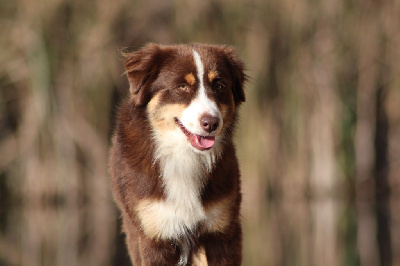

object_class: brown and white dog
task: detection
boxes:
[109,43,246,265]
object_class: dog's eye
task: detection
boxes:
[177,84,190,92]
[213,81,225,91]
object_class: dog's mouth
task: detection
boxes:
[174,118,215,151]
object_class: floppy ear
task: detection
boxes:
[223,47,246,104]
[123,43,161,106]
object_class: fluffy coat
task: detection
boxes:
[109,43,246,265]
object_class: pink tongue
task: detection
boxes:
[193,135,215,149]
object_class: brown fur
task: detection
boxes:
[109,43,246,265]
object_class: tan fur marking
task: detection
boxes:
[185,73,196,86]
[147,92,161,114]
[219,103,232,121]
[136,198,206,240]
[150,104,186,131]
[203,192,236,233]
[147,93,186,132]
[192,246,208,266]
[135,199,160,239]
[208,70,219,83]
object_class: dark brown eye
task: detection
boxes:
[213,81,224,91]
[177,84,190,92]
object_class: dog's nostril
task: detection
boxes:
[200,115,219,133]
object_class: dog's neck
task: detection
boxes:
[153,128,224,198]
[151,131,223,264]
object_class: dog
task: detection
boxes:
[109,43,246,265]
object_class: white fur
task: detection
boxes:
[150,129,223,264]
[147,129,223,238]
[142,49,225,241]
[141,49,226,264]
[180,51,223,137]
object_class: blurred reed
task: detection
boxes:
[1,0,400,265]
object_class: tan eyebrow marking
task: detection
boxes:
[184,73,196,86]
[208,70,219,83]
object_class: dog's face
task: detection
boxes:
[124,44,245,153]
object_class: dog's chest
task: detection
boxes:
[136,147,226,240]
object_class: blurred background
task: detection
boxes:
[1,0,400,265]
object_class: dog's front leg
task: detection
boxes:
[202,221,242,266]
[138,235,182,265]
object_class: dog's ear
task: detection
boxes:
[123,43,161,106]
[222,47,246,104]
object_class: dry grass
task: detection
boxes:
[1,0,400,265]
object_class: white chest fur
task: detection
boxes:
[136,128,223,240]
[136,48,226,240]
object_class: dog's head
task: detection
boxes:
[124,43,246,153]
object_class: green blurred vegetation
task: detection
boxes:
[1,0,400,265]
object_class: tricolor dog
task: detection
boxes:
[109,43,246,265]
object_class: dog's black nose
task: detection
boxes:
[200,114,219,133]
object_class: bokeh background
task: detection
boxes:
[1,0,400,265]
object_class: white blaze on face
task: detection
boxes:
[180,50,222,136]
[143,49,226,248]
